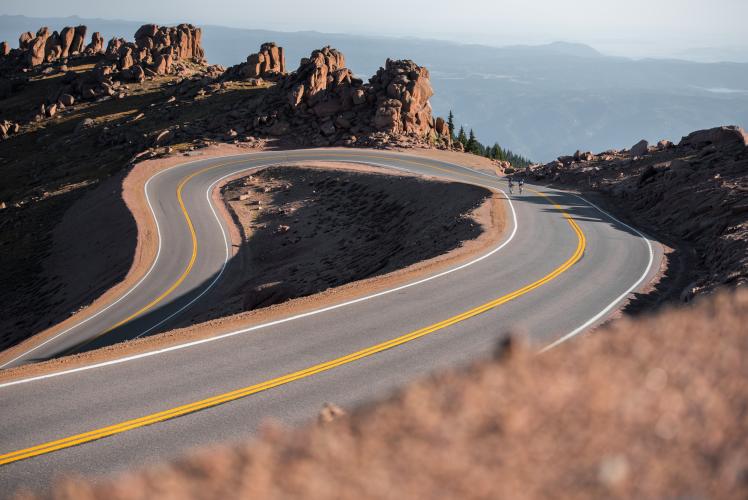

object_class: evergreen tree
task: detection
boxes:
[447,111,455,139]
[448,121,533,168]
[490,143,500,160]
[466,129,478,154]
[456,126,467,147]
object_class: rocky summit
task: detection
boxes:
[0,26,450,149]
[1,24,204,74]
[0,23,214,127]
[220,44,450,147]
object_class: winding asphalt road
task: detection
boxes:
[0,149,661,494]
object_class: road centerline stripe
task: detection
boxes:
[0,188,584,466]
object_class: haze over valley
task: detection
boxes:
[2,14,747,161]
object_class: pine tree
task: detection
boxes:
[456,126,467,147]
[447,111,455,139]
[490,143,500,160]
[466,129,478,154]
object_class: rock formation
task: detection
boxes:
[221,44,450,148]
[0,23,202,75]
[84,32,104,55]
[371,59,434,135]
[0,22,209,114]
[223,42,286,80]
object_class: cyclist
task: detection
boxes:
[518,177,524,195]
[507,176,514,195]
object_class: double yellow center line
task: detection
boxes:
[0,155,584,466]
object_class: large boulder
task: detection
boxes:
[225,42,286,80]
[59,27,75,57]
[370,59,435,135]
[26,28,50,66]
[44,30,62,62]
[291,46,349,99]
[118,46,135,70]
[85,32,104,54]
[18,32,34,49]
[71,26,87,54]
[679,126,748,149]
[0,41,10,57]
[132,24,204,65]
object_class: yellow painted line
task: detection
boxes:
[62,159,254,354]
[0,187,584,466]
[64,151,486,353]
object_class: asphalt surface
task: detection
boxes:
[0,149,661,494]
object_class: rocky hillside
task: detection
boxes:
[1,24,450,149]
[530,125,748,300]
[0,22,453,351]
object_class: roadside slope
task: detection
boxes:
[532,125,748,302]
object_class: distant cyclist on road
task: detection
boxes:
[518,177,525,195]
[507,176,514,195]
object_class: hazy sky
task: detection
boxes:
[3,0,747,58]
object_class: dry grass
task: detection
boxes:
[24,289,748,500]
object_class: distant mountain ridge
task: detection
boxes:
[2,14,747,161]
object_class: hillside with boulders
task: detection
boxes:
[1,20,745,348]
[529,125,748,301]
[0,21,460,351]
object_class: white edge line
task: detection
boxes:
[131,167,252,339]
[0,155,518,388]
[0,152,258,369]
[537,192,656,353]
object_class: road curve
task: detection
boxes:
[0,150,661,493]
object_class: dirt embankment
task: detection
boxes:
[178,164,491,324]
[0,172,138,352]
[27,288,747,500]
[531,126,748,304]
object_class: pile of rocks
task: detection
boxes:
[0,23,203,75]
[102,24,205,82]
[0,23,210,123]
[223,44,451,147]
[531,125,748,297]
[0,26,103,68]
